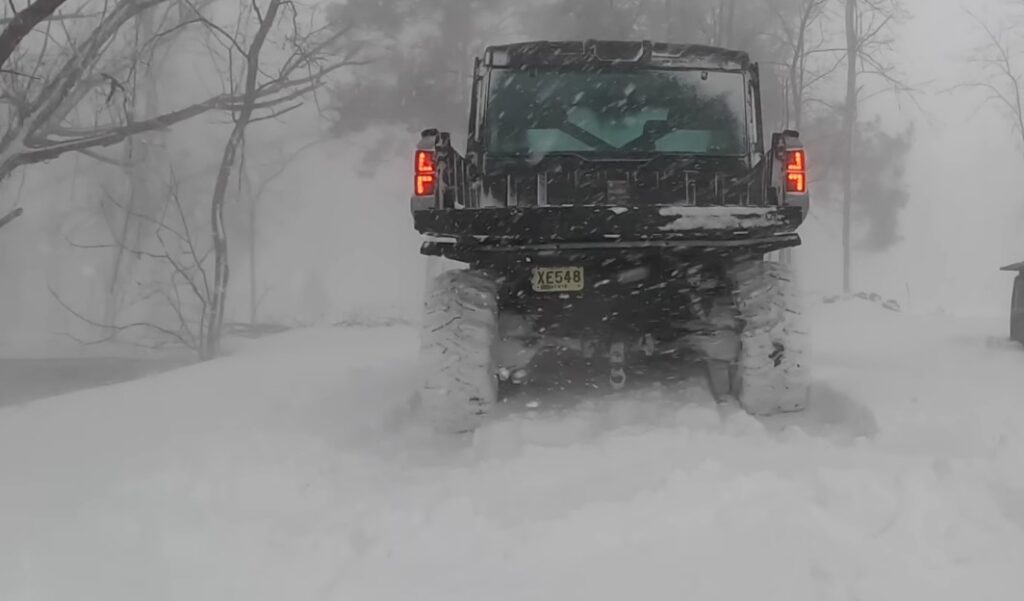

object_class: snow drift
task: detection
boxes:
[1,299,1023,601]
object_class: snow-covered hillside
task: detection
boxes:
[1,298,1023,601]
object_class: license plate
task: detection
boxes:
[532,267,584,293]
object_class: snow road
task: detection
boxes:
[1,299,1023,601]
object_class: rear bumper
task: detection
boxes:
[414,205,804,261]
[422,235,801,262]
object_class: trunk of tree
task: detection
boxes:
[201,0,283,360]
[842,0,858,294]
[203,128,240,360]
[0,207,23,231]
[249,177,257,324]
[0,0,69,69]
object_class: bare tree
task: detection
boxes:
[57,174,216,354]
[838,0,911,292]
[955,8,1024,158]
[0,0,350,186]
[196,0,362,357]
[841,0,858,293]
[754,0,912,278]
[54,0,363,359]
[243,137,329,323]
[101,1,213,328]
[765,0,838,131]
[0,0,69,69]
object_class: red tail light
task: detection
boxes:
[415,174,436,197]
[786,173,807,194]
[415,150,436,197]
[785,149,807,194]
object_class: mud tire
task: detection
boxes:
[730,259,812,415]
[417,269,499,434]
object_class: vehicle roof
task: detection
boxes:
[482,40,751,71]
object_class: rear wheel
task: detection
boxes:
[417,269,499,433]
[730,259,811,415]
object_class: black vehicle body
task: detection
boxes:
[411,40,808,336]
[410,40,811,397]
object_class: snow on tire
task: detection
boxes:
[417,269,499,434]
[730,259,811,415]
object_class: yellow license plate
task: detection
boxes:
[532,267,585,293]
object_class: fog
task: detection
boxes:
[818,0,1024,316]
[4,1,1024,598]
[2,0,1021,362]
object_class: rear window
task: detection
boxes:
[485,69,748,158]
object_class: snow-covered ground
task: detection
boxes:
[2,298,1023,601]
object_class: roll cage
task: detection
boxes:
[465,40,767,170]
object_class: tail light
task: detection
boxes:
[785,149,807,194]
[414,150,436,197]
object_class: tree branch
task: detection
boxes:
[0,0,68,70]
[5,57,357,175]
[48,285,193,349]
[0,206,23,230]
[76,147,133,167]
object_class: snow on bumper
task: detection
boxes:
[414,205,804,247]
[657,206,793,231]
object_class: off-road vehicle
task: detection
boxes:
[409,40,812,433]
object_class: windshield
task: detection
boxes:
[485,69,749,157]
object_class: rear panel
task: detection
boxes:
[482,156,765,208]
[478,248,736,339]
